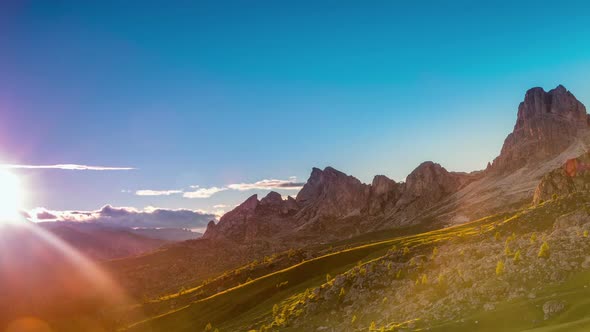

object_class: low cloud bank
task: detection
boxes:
[28,205,216,229]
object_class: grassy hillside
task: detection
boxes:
[126,212,510,331]
[126,192,590,332]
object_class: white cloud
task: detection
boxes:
[183,186,227,198]
[0,164,135,171]
[213,204,227,208]
[227,178,304,191]
[130,177,305,200]
[135,189,183,196]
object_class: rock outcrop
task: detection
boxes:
[202,194,260,241]
[203,191,301,242]
[533,152,590,204]
[367,175,403,215]
[295,167,370,221]
[490,85,589,173]
[397,162,463,207]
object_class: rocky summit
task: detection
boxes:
[490,85,589,173]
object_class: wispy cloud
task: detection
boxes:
[130,177,305,200]
[135,189,183,196]
[213,204,228,208]
[183,186,227,198]
[227,177,304,191]
[0,164,135,171]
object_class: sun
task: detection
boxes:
[0,169,24,223]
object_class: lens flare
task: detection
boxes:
[0,169,23,223]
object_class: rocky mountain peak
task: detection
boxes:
[516,85,587,129]
[295,166,370,220]
[404,161,457,194]
[296,167,364,204]
[368,175,402,215]
[371,175,398,196]
[202,194,259,240]
[240,194,260,210]
[491,85,589,173]
[260,191,283,205]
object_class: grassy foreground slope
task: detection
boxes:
[126,211,510,331]
[128,192,590,332]
[429,269,590,332]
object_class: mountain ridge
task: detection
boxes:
[204,85,590,245]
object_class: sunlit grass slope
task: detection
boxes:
[127,192,590,332]
[126,211,511,331]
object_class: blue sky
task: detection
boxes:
[1,1,590,217]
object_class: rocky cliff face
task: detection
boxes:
[397,162,463,207]
[533,152,590,204]
[203,191,300,242]
[490,85,589,173]
[367,175,403,215]
[203,194,260,241]
[295,167,370,221]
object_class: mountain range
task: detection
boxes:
[203,85,590,246]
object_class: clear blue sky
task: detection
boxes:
[1,1,590,215]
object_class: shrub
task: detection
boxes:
[359,267,367,277]
[421,274,428,285]
[552,193,558,200]
[496,260,505,276]
[403,246,410,255]
[287,248,296,258]
[437,273,445,285]
[494,231,501,241]
[326,273,332,283]
[339,287,346,298]
[584,230,589,238]
[205,323,213,331]
[513,250,521,263]
[538,241,550,258]
[530,232,537,244]
[370,321,377,330]
[432,247,439,258]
